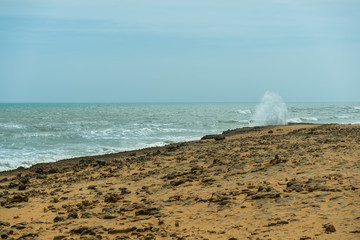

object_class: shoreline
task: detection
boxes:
[0,123,315,176]
[1,123,359,239]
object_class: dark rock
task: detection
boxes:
[104,193,121,203]
[8,182,19,189]
[135,207,159,216]
[18,185,26,191]
[53,235,68,240]
[0,221,10,227]
[87,185,97,190]
[209,193,231,205]
[169,179,186,187]
[11,222,27,230]
[267,220,289,227]
[214,135,225,141]
[67,211,78,219]
[35,168,44,174]
[299,236,312,240]
[48,168,58,174]
[108,226,137,234]
[250,192,281,200]
[71,226,95,235]
[270,155,287,165]
[0,228,14,239]
[8,194,28,203]
[53,216,66,222]
[17,233,38,239]
[96,160,106,166]
[323,223,336,233]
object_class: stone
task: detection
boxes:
[135,207,159,216]
[324,223,336,233]
[48,168,59,174]
[53,235,68,240]
[104,193,121,203]
[96,160,106,166]
[67,211,78,219]
[0,221,10,227]
[108,226,137,234]
[18,233,38,239]
[53,216,67,222]
[9,194,29,203]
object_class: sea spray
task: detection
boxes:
[253,91,288,126]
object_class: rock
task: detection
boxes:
[250,192,281,200]
[67,211,78,219]
[270,154,287,165]
[135,207,159,216]
[209,193,231,205]
[11,222,27,230]
[87,185,97,190]
[108,226,137,234]
[17,233,38,239]
[96,160,106,166]
[0,228,14,239]
[267,220,289,227]
[169,179,186,187]
[201,134,225,140]
[48,168,58,174]
[0,221,10,227]
[9,194,29,203]
[324,223,336,233]
[8,182,19,189]
[53,216,67,222]
[53,235,68,240]
[18,185,27,191]
[214,135,225,141]
[104,193,121,203]
[71,226,96,235]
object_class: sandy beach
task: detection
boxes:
[0,124,359,240]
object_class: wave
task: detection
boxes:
[0,123,27,130]
[354,107,360,110]
[287,118,302,124]
[336,116,350,119]
[253,91,288,126]
[235,109,252,114]
[301,117,318,121]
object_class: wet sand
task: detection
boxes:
[0,124,359,240]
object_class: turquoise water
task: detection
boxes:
[1,102,359,171]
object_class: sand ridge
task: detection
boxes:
[0,124,359,239]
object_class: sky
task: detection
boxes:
[0,0,359,103]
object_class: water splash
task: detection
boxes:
[252,91,288,126]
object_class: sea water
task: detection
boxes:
[1,102,360,171]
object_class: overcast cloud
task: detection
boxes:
[0,0,359,102]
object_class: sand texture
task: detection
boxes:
[0,124,359,240]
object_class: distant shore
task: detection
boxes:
[1,123,359,239]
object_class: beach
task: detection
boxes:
[0,124,359,239]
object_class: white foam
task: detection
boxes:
[253,91,288,126]
[0,123,27,129]
[236,109,252,114]
[301,117,318,121]
[354,107,360,110]
[287,118,302,124]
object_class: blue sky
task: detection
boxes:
[0,0,359,103]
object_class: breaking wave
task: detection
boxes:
[252,91,288,126]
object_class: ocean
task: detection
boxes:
[1,102,360,172]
